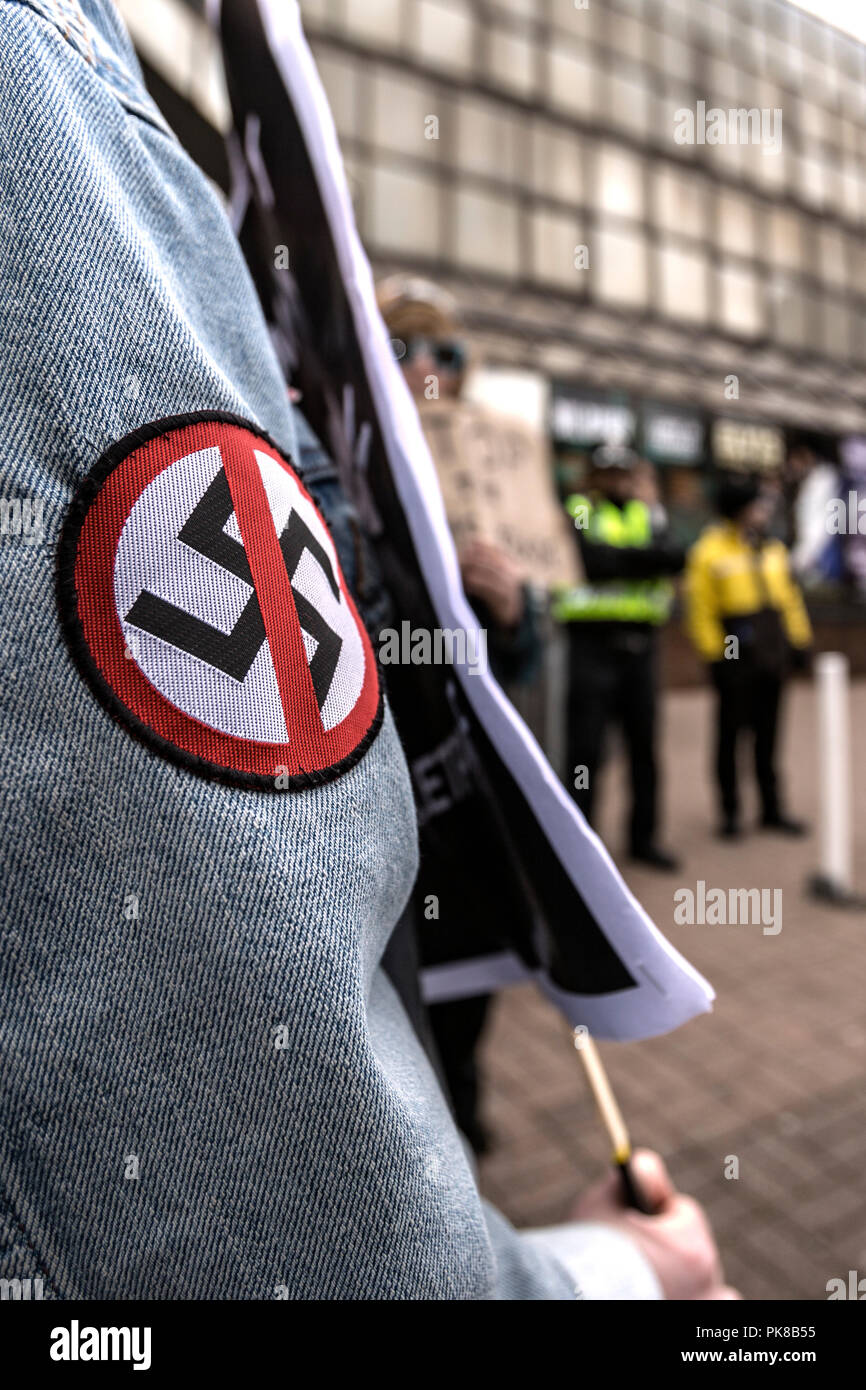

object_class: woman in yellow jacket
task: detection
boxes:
[684,476,812,839]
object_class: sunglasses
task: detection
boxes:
[397,337,467,372]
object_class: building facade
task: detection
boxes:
[119,0,866,600]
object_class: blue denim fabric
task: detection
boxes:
[293,410,394,643]
[0,0,588,1298]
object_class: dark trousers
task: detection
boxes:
[428,994,492,1150]
[565,624,659,853]
[713,657,784,821]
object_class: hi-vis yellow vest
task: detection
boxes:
[552,495,674,625]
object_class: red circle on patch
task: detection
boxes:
[58,412,382,790]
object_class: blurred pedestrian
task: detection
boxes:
[684,475,813,839]
[378,274,540,1152]
[785,433,844,587]
[553,444,685,870]
[377,275,538,683]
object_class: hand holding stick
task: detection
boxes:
[574,1028,657,1215]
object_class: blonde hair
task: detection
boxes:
[376,274,460,340]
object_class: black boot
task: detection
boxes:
[760,813,808,836]
[630,844,680,872]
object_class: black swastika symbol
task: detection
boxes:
[125,468,343,711]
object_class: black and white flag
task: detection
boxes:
[212,0,713,1041]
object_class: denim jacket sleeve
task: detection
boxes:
[0,0,588,1299]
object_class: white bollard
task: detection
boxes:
[815,652,852,896]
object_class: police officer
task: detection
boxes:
[554,444,684,870]
[684,475,812,839]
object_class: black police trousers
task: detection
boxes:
[711,653,784,822]
[565,622,659,853]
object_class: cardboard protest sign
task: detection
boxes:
[419,399,581,590]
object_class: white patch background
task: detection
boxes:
[114,445,365,742]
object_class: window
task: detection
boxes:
[840,118,859,156]
[552,0,604,40]
[819,160,841,212]
[456,97,518,181]
[530,123,583,203]
[842,76,866,123]
[715,190,755,259]
[745,23,767,71]
[370,69,439,157]
[717,262,763,337]
[742,139,786,195]
[818,225,847,288]
[711,138,744,178]
[798,150,828,209]
[845,162,861,222]
[850,313,866,365]
[548,40,596,117]
[366,163,442,256]
[593,222,649,306]
[841,161,864,223]
[773,42,803,85]
[821,301,851,361]
[767,2,800,45]
[342,0,403,50]
[653,165,704,239]
[701,3,731,50]
[454,186,520,276]
[664,0,691,25]
[655,243,709,322]
[847,234,866,294]
[744,0,769,28]
[768,208,802,270]
[410,0,474,75]
[659,31,693,80]
[606,14,647,61]
[798,99,827,144]
[603,69,651,137]
[706,58,740,105]
[657,75,698,147]
[756,78,783,116]
[801,51,835,107]
[489,0,538,15]
[769,276,807,349]
[489,26,536,97]
[595,143,644,220]
[531,211,586,289]
[837,33,863,81]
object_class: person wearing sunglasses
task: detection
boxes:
[378,275,543,1151]
[397,334,468,393]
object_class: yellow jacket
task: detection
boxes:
[684,522,812,662]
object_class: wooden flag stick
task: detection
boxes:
[574,1029,657,1215]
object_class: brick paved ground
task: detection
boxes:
[477,677,866,1301]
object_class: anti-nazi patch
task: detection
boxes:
[58,412,382,789]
